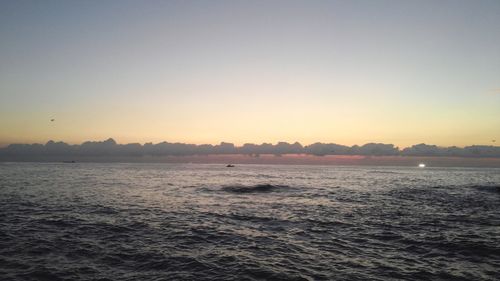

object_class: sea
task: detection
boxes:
[0,163,499,281]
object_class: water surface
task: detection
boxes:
[0,163,499,280]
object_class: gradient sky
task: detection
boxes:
[1,0,499,148]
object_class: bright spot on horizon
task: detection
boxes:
[418,163,426,168]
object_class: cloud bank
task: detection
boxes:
[1,139,500,160]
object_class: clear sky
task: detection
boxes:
[1,0,499,147]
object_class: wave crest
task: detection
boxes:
[471,185,500,193]
[221,184,291,193]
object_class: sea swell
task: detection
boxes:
[221,184,293,193]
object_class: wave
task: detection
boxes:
[367,170,403,174]
[221,184,292,193]
[471,185,500,193]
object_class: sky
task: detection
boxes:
[1,0,499,148]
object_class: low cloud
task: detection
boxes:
[1,138,500,160]
[402,143,500,157]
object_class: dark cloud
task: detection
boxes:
[402,143,500,157]
[1,139,499,161]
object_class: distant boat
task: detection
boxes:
[226,164,235,168]
[418,163,426,168]
[63,160,76,163]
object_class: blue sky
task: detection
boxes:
[1,0,499,146]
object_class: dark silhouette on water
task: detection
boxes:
[226,164,235,168]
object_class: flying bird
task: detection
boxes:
[50,119,55,122]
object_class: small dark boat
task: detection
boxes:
[226,164,235,168]
[63,160,76,163]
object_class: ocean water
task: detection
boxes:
[0,163,499,281]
